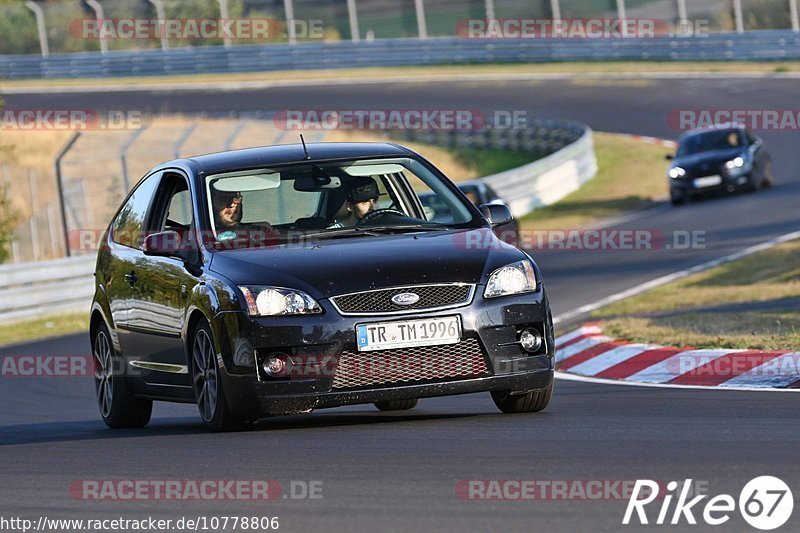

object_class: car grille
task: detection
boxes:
[331,338,489,390]
[331,284,474,315]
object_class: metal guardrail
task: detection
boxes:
[2,31,800,80]
[0,119,595,322]
[0,255,95,322]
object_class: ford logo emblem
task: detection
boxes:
[391,292,420,306]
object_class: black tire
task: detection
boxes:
[374,399,419,411]
[92,323,152,429]
[746,170,763,192]
[670,188,688,205]
[762,159,775,187]
[191,318,245,432]
[491,382,553,414]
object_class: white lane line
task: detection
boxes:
[555,335,611,364]
[553,230,800,325]
[624,349,741,384]
[555,371,800,392]
[718,352,800,388]
[7,71,800,95]
[567,343,655,376]
[554,324,601,347]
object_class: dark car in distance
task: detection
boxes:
[418,179,519,246]
[90,143,554,431]
[667,125,773,205]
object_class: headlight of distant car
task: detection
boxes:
[239,286,322,316]
[668,167,686,179]
[484,260,537,298]
[723,156,749,175]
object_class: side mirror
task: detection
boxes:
[144,230,185,258]
[665,154,674,160]
[480,203,513,227]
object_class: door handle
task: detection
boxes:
[124,271,138,284]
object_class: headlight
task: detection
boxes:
[668,167,686,179]
[239,286,322,316]
[484,260,537,298]
[724,156,745,170]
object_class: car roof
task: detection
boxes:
[176,142,413,175]
[682,124,746,137]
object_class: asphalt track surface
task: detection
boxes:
[2,77,799,531]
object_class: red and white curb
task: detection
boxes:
[555,324,800,389]
[606,132,678,149]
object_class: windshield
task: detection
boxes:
[204,157,478,248]
[677,130,745,157]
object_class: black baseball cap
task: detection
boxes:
[346,177,384,203]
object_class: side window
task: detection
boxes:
[151,173,193,233]
[111,172,161,249]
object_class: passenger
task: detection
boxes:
[329,177,383,228]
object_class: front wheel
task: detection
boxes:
[93,323,152,429]
[492,382,553,414]
[191,319,244,432]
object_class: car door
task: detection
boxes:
[125,171,199,387]
[104,171,163,352]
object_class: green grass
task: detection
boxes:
[519,132,669,231]
[0,312,88,348]
[593,239,800,350]
[452,148,545,176]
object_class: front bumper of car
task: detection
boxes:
[210,287,555,420]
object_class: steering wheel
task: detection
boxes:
[356,208,405,226]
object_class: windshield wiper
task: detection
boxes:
[300,227,383,241]
[360,224,450,233]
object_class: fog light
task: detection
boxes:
[262,353,291,377]
[519,329,543,353]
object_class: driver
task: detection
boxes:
[329,177,382,228]
[211,188,275,245]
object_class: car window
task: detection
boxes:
[677,130,745,156]
[204,157,477,244]
[149,173,193,233]
[111,172,162,249]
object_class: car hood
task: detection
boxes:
[673,147,745,170]
[209,228,528,299]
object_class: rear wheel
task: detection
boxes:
[191,319,244,432]
[93,323,152,429]
[492,382,553,414]
[374,399,419,411]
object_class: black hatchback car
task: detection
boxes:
[667,125,773,205]
[90,143,554,431]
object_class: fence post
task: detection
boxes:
[484,0,495,20]
[347,0,361,42]
[790,0,799,32]
[54,132,81,257]
[550,0,561,19]
[148,0,169,50]
[225,119,248,150]
[120,125,148,193]
[733,0,744,33]
[676,0,688,24]
[174,123,198,159]
[415,0,428,39]
[47,203,58,257]
[28,169,39,260]
[284,0,297,44]
[24,1,49,58]
[85,0,109,54]
[616,0,626,20]
[217,0,232,48]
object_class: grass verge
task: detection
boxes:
[591,239,800,350]
[3,61,800,89]
[519,132,669,231]
[0,312,88,348]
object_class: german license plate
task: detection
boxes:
[356,316,461,352]
[693,175,722,188]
